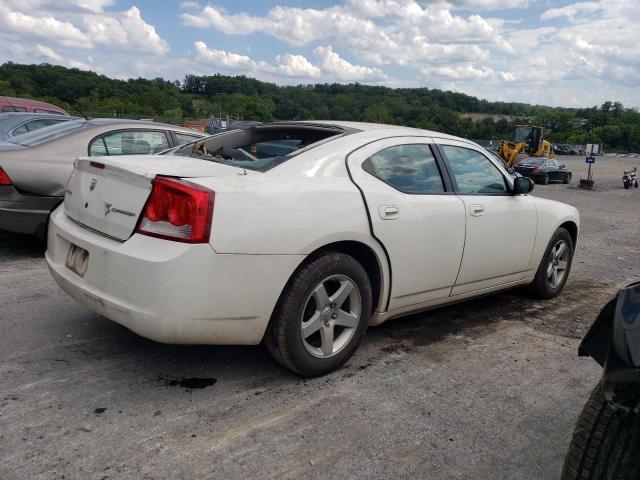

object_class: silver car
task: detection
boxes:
[0,112,76,141]
[0,118,206,237]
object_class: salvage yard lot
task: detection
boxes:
[1,155,638,479]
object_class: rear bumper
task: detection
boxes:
[46,206,305,345]
[0,185,61,235]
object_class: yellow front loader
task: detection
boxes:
[498,125,554,166]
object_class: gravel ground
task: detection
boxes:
[0,155,638,479]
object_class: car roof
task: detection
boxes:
[275,120,473,143]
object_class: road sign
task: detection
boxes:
[586,156,596,164]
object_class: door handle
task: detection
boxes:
[379,205,400,220]
[469,204,485,216]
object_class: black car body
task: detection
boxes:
[515,157,572,184]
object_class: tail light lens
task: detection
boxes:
[0,167,12,186]
[137,176,214,243]
[532,167,541,173]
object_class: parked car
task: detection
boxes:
[0,119,206,236]
[45,121,579,376]
[0,96,68,115]
[0,112,77,141]
[515,157,572,184]
[562,281,640,479]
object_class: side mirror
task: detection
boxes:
[513,176,534,195]
[560,164,566,169]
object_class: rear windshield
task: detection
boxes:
[7,119,88,147]
[518,158,546,166]
[169,125,344,172]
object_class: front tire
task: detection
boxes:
[264,252,372,377]
[529,227,574,298]
[561,385,640,480]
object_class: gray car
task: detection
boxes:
[0,112,76,141]
[0,118,206,236]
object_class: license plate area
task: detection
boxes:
[65,244,89,278]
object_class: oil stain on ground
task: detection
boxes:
[158,375,217,390]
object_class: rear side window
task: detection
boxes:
[11,119,64,136]
[3,106,27,112]
[441,145,507,195]
[34,109,62,115]
[174,132,202,145]
[11,124,29,136]
[25,119,66,131]
[362,144,445,194]
[89,130,170,156]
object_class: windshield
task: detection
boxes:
[514,126,533,143]
[7,119,88,147]
[171,125,344,172]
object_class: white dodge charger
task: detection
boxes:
[46,121,579,376]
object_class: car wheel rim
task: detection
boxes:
[547,240,570,289]
[300,274,361,359]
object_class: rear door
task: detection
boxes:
[437,141,537,295]
[347,137,466,310]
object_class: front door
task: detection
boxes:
[437,141,538,295]
[347,137,466,311]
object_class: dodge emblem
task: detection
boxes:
[89,178,97,191]
[104,202,112,216]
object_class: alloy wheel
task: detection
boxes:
[547,240,570,288]
[300,274,361,358]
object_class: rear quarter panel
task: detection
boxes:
[194,174,374,256]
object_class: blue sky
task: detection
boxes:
[1,0,638,108]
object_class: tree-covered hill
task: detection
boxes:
[1,62,639,151]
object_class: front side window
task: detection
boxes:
[90,130,170,156]
[441,145,508,195]
[362,144,445,194]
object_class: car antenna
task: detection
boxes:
[69,104,89,120]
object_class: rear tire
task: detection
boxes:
[624,181,629,189]
[264,251,372,377]
[561,385,640,480]
[529,227,574,299]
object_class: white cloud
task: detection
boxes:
[83,6,169,55]
[193,41,257,70]
[314,46,387,81]
[274,54,321,78]
[540,2,603,22]
[0,1,90,47]
[34,44,62,62]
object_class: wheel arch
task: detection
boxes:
[263,238,390,344]
[559,220,578,248]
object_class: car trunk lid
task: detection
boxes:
[64,155,243,241]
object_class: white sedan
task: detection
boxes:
[46,121,579,376]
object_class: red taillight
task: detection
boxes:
[137,176,214,243]
[532,167,541,173]
[90,161,105,169]
[0,168,12,186]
